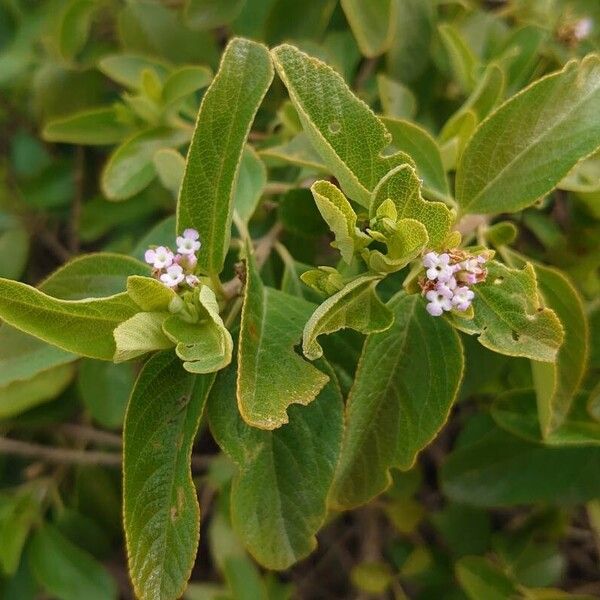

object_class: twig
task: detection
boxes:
[57,424,122,448]
[354,57,379,91]
[0,436,214,471]
[0,437,122,466]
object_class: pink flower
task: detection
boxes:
[423,252,454,283]
[160,264,185,288]
[176,228,201,255]
[144,246,174,269]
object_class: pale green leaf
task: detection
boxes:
[330,292,463,508]
[234,147,267,225]
[124,352,214,600]
[362,216,428,274]
[0,278,139,360]
[272,43,413,208]
[0,489,40,576]
[184,0,245,30]
[449,261,564,363]
[162,65,213,105]
[492,390,600,447]
[382,117,450,201]
[30,524,117,600]
[237,248,329,429]
[0,325,74,389]
[208,359,343,569]
[40,253,148,300]
[310,180,369,263]
[456,55,600,214]
[114,312,173,363]
[103,127,190,201]
[439,63,505,143]
[438,23,479,94]
[127,276,177,312]
[377,74,417,120]
[530,264,588,436]
[43,106,133,145]
[98,54,170,91]
[162,286,233,373]
[259,133,326,171]
[177,38,273,275]
[0,363,75,419]
[58,0,97,61]
[153,149,185,198]
[371,164,454,249]
[341,0,396,58]
[302,275,393,361]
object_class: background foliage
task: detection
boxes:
[0,0,599,598]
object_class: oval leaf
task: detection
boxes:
[123,352,214,600]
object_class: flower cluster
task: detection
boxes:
[420,250,488,317]
[145,228,201,290]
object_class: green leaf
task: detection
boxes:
[456,55,600,214]
[29,524,117,600]
[449,261,564,363]
[114,312,173,363]
[127,276,177,312]
[260,133,326,171]
[371,164,454,249]
[124,352,214,600]
[98,54,170,91]
[43,106,134,145]
[153,149,185,197]
[439,63,505,143]
[341,0,395,58]
[377,74,417,120]
[0,363,75,419]
[456,556,519,600]
[234,147,267,225]
[0,278,139,360]
[492,390,600,447]
[103,127,190,201]
[438,23,479,94]
[302,275,393,361]
[382,117,450,201]
[237,248,329,429]
[529,263,588,436]
[362,215,428,274]
[78,360,134,429]
[330,292,463,508]
[0,489,40,575]
[162,286,233,373]
[0,325,74,389]
[184,0,245,30]
[0,217,29,280]
[208,359,343,569]
[272,43,413,208]
[162,65,213,105]
[310,180,369,263]
[441,415,600,506]
[177,38,273,276]
[40,253,149,300]
[386,0,433,83]
[58,0,97,61]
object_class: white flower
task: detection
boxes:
[160,264,185,288]
[452,286,475,311]
[425,285,453,317]
[144,246,174,269]
[423,252,455,282]
[176,228,201,255]
[186,274,200,287]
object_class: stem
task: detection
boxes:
[68,146,84,254]
[0,436,213,471]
